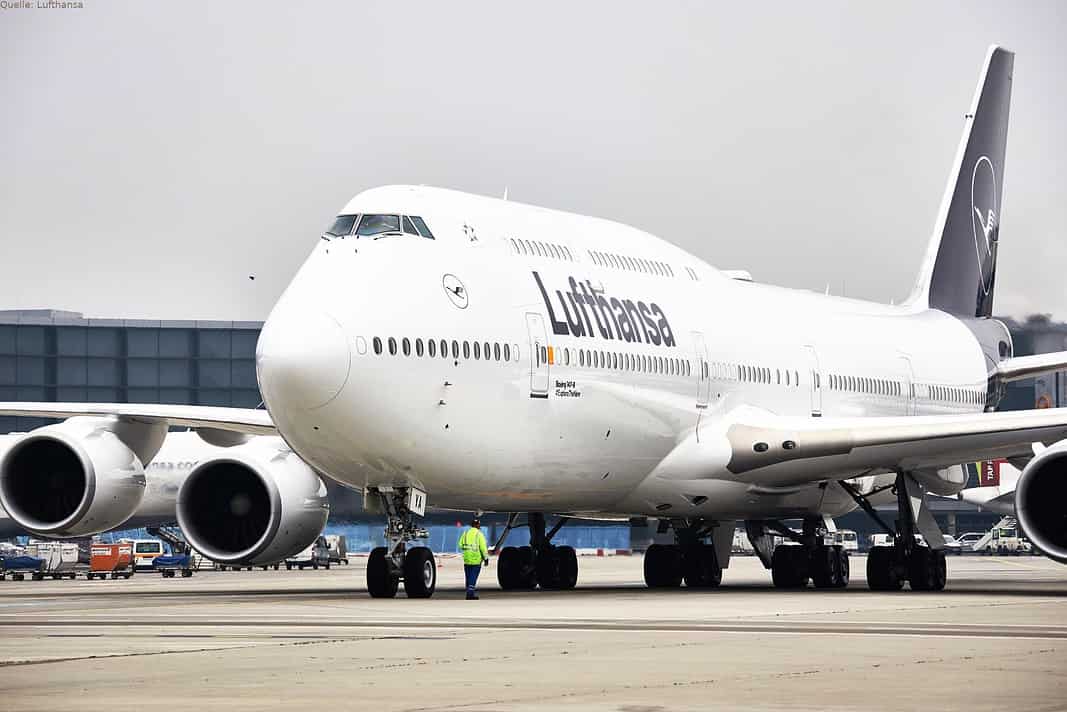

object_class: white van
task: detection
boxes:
[834,530,859,552]
[121,539,165,570]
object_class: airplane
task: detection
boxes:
[3,45,1067,598]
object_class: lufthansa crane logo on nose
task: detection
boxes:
[442,274,468,309]
[971,155,998,296]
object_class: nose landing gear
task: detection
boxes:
[365,487,436,599]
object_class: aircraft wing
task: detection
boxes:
[958,486,1015,515]
[657,407,1067,488]
[0,402,276,436]
[996,351,1067,382]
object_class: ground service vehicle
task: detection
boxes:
[286,536,331,570]
[124,539,165,570]
[87,543,135,580]
[0,555,42,581]
[835,530,859,552]
[152,554,193,577]
[27,542,79,580]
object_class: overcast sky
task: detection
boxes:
[2,1,1065,321]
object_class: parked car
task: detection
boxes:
[941,534,963,555]
[286,536,331,570]
[955,532,985,552]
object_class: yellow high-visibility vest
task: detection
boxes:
[458,527,488,565]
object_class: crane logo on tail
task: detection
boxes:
[971,155,999,298]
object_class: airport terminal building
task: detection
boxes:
[0,308,1057,547]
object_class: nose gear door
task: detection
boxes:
[525,312,550,398]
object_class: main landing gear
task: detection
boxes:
[643,518,726,589]
[840,472,947,592]
[365,487,437,599]
[747,519,849,589]
[496,513,578,590]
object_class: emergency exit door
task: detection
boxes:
[526,312,549,398]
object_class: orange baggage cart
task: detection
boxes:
[87,543,135,580]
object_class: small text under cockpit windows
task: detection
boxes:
[326,214,358,236]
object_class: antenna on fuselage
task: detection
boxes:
[502,186,509,201]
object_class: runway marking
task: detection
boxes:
[1,618,1065,640]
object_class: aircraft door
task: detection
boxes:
[804,345,822,417]
[898,355,916,415]
[525,312,550,398]
[692,332,710,408]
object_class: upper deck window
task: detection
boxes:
[326,214,359,237]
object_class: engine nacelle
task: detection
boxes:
[176,437,329,566]
[0,417,166,537]
[1016,442,1067,564]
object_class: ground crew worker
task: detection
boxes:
[458,517,489,599]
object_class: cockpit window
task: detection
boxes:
[402,216,419,235]
[325,214,358,237]
[355,214,401,237]
[410,216,434,239]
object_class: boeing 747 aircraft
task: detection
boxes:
[3,46,1067,597]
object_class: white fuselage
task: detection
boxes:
[255,186,988,521]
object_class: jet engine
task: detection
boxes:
[1015,442,1067,564]
[176,437,329,566]
[0,416,166,537]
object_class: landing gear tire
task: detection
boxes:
[367,546,400,599]
[682,544,722,588]
[836,547,850,588]
[402,547,437,598]
[555,546,578,590]
[866,546,904,591]
[644,544,683,588]
[811,545,848,589]
[498,546,536,590]
[536,545,579,590]
[497,546,520,590]
[771,546,809,588]
[908,547,947,591]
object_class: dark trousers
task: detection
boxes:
[464,564,481,595]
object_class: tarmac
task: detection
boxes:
[0,553,1065,711]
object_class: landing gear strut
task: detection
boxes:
[365,487,437,599]
[841,472,947,591]
[760,518,849,589]
[643,518,725,589]
[496,513,578,590]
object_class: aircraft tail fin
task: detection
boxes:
[907,45,1013,318]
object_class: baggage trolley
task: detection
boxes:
[152,554,193,578]
[87,543,135,580]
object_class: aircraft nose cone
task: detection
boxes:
[257,309,351,411]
